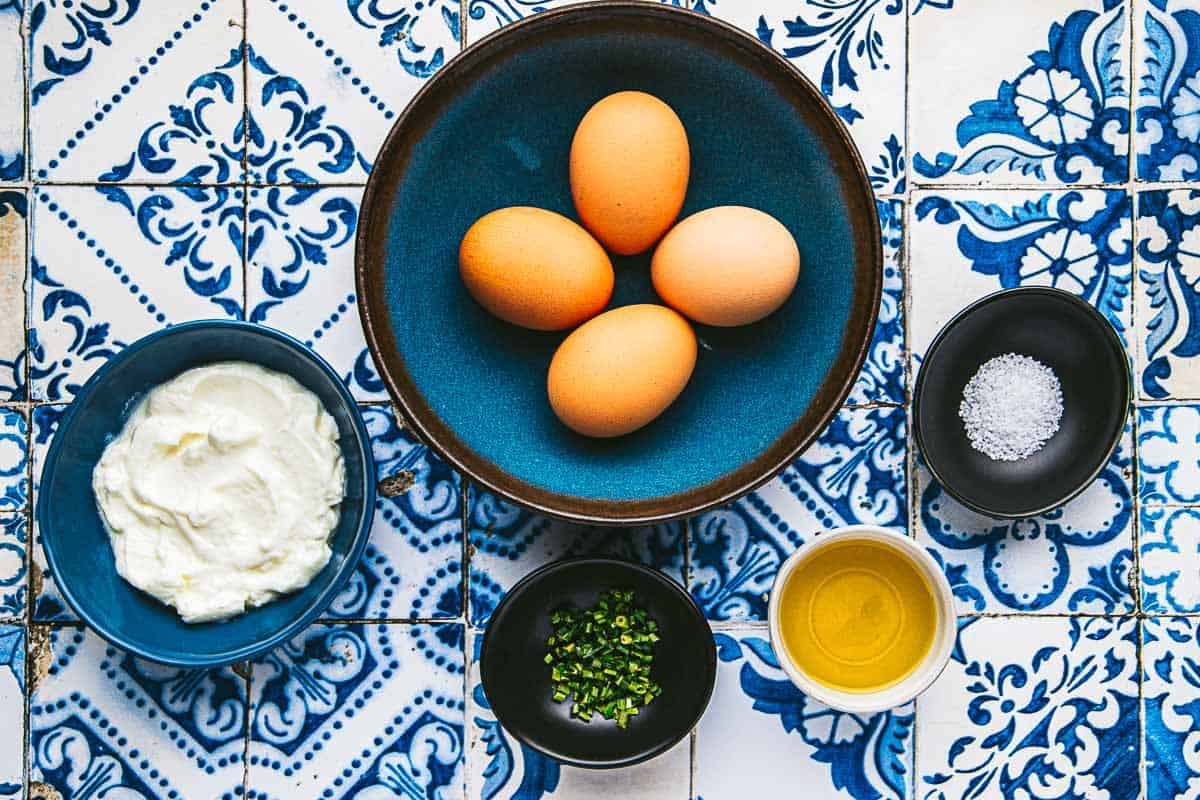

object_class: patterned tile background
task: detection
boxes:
[2,0,1199,798]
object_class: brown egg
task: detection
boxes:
[459,207,614,331]
[570,91,690,256]
[547,304,697,438]
[651,206,800,327]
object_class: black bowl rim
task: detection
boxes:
[479,556,717,769]
[912,286,1132,520]
[37,319,378,668]
[355,0,883,526]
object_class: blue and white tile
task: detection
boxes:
[689,404,907,622]
[30,404,73,622]
[685,0,907,195]
[0,515,27,621]
[30,0,245,183]
[466,0,906,194]
[0,191,26,399]
[467,632,690,800]
[29,627,246,799]
[1139,405,1200,504]
[0,0,22,182]
[0,625,21,799]
[30,185,244,402]
[248,185,385,401]
[849,199,905,405]
[1139,505,1200,613]
[468,489,685,626]
[324,405,463,622]
[1136,0,1200,180]
[1136,190,1200,399]
[0,410,26,513]
[246,0,460,183]
[910,189,1133,360]
[695,628,913,800]
[910,0,1129,185]
[916,425,1134,613]
[465,0,687,41]
[1144,616,1200,800]
[917,616,1140,800]
[247,622,465,800]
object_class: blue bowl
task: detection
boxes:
[357,2,881,524]
[37,320,375,667]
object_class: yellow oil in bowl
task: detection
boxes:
[777,539,937,693]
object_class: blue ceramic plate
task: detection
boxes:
[37,321,375,667]
[357,2,881,524]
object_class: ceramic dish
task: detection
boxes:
[768,526,957,713]
[913,286,1130,519]
[37,320,375,667]
[356,1,882,525]
[479,558,716,768]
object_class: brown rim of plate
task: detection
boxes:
[354,1,883,526]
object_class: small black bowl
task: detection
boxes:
[914,287,1130,519]
[479,558,716,769]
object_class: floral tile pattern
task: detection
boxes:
[910,188,1133,358]
[247,622,465,800]
[466,633,690,799]
[0,1,21,183]
[468,489,685,626]
[30,0,245,183]
[0,410,26,513]
[30,405,69,622]
[0,625,21,799]
[696,628,913,800]
[324,405,463,622]
[849,199,905,406]
[30,185,244,401]
[246,0,461,183]
[1136,0,1200,181]
[29,627,246,799]
[690,404,906,622]
[1136,190,1200,399]
[911,0,1129,186]
[1141,505,1200,612]
[0,191,25,399]
[917,426,1134,614]
[0,515,26,621]
[1144,616,1200,800]
[248,185,385,400]
[1139,405,1200,504]
[917,616,1139,800]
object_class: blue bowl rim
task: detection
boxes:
[912,286,1132,519]
[37,319,377,668]
[355,0,883,526]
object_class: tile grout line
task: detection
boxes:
[902,6,918,786]
[240,2,252,794]
[1125,9,1147,793]
[20,2,33,779]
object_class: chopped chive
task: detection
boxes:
[543,589,663,728]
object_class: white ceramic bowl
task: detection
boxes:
[767,525,956,713]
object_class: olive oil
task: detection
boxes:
[778,539,937,693]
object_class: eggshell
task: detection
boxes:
[570,92,690,256]
[651,206,800,327]
[459,206,614,331]
[547,304,697,438]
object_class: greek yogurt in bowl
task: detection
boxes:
[92,361,346,623]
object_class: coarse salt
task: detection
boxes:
[958,353,1063,462]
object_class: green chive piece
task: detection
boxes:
[542,589,663,729]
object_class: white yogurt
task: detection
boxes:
[92,362,346,623]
